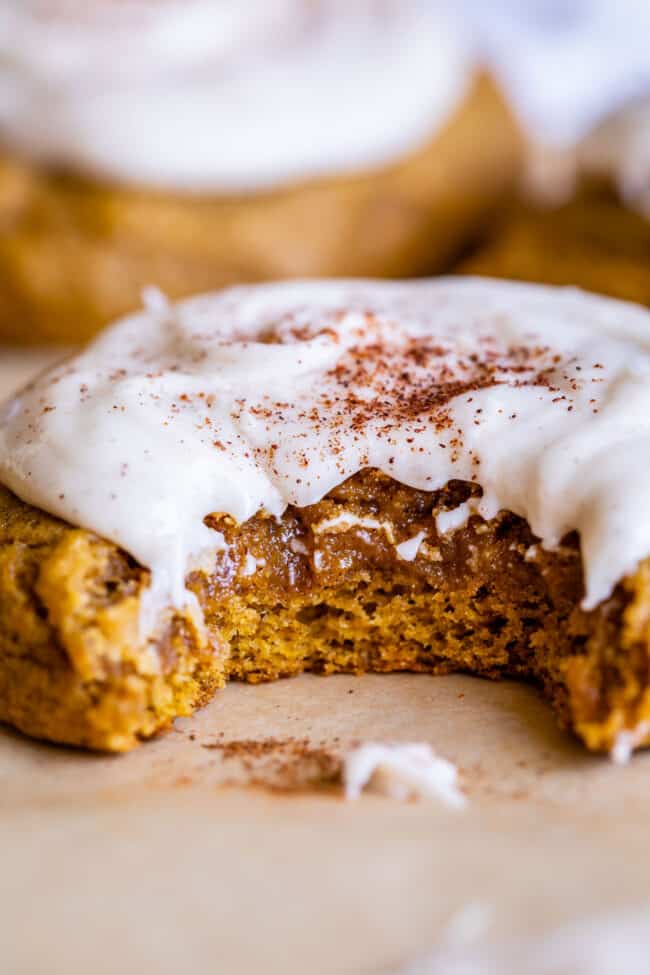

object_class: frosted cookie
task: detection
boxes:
[3,278,650,756]
[460,100,650,305]
[458,188,650,307]
[0,1,521,343]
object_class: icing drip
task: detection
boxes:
[2,277,650,624]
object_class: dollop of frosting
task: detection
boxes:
[343,742,465,806]
[2,277,650,621]
[0,0,470,191]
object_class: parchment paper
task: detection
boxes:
[0,352,647,975]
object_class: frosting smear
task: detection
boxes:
[2,277,650,621]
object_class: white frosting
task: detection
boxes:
[5,1,650,193]
[241,553,265,578]
[436,502,474,536]
[395,531,427,562]
[579,102,650,218]
[343,742,465,806]
[0,1,470,192]
[463,0,650,147]
[522,100,650,217]
[3,278,650,624]
[458,1,650,216]
[314,512,395,544]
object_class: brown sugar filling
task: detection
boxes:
[2,469,650,753]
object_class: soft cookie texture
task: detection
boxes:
[3,472,650,756]
[0,485,222,750]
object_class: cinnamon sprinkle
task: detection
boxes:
[200,736,345,792]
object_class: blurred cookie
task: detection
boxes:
[0,1,522,343]
[459,186,650,307]
[460,95,650,306]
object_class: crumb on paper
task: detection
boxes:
[199,736,343,792]
[192,734,465,804]
[343,742,466,808]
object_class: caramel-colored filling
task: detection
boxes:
[191,470,641,755]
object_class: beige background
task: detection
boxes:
[1,352,648,974]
